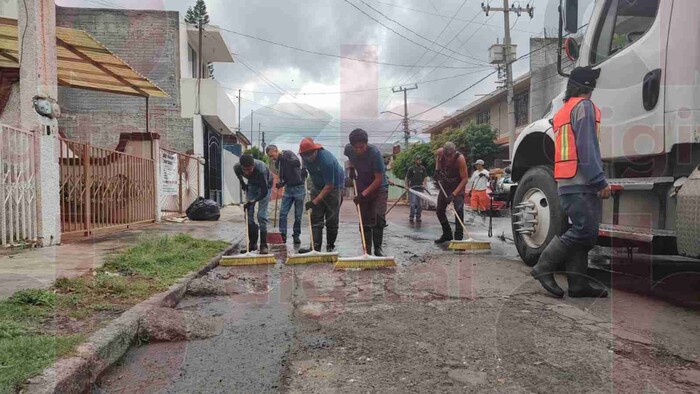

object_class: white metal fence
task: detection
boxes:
[0,125,38,246]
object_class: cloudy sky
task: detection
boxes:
[55,0,582,151]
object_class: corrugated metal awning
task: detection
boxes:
[0,18,168,98]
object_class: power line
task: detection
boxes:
[341,0,486,67]
[356,0,488,65]
[221,26,487,70]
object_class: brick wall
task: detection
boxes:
[56,7,193,153]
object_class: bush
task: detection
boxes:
[243,146,270,165]
[391,143,435,180]
[430,123,499,166]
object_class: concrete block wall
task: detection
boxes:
[55,7,194,153]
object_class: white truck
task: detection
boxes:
[510,0,700,265]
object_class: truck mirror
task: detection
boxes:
[563,37,580,61]
[564,0,579,34]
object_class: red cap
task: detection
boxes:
[299,137,323,154]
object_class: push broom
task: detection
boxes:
[334,180,396,270]
[437,181,491,253]
[266,186,285,245]
[285,184,338,264]
[221,209,276,266]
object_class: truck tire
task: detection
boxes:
[511,166,568,267]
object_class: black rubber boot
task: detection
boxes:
[327,227,338,253]
[248,224,259,251]
[434,221,454,244]
[298,226,322,253]
[363,228,373,255]
[293,235,301,245]
[454,214,464,240]
[259,231,269,254]
[372,227,385,257]
[567,249,608,298]
[530,236,567,298]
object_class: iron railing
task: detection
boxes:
[0,125,38,246]
[160,148,202,216]
[59,138,156,235]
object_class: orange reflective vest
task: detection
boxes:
[552,97,601,179]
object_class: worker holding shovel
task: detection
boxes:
[344,128,389,257]
[434,142,469,245]
[234,154,273,254]
[266,145,305,245]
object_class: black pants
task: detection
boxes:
[437,192,464,230]
[310,188,342,248]
[359,189,388,229]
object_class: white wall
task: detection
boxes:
[179,17,193,80]
[223,149,242,205]
[192,115,205,196]
[0,0,18,18]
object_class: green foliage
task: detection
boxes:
[430,123,499,166]
[184,0,210,27]
[243,146,270,165]
[208,63,215,79]
[0,335,84,393]
[8,289,56,308]
[391,143,435,180]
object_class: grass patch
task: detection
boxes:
[0,234,227,393]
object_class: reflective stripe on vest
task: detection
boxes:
[552,97,602,180]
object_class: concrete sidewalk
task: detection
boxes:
[0,206,246,299]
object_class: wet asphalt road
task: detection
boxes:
[95,204,700,393]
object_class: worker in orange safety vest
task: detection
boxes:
[530,66,612,299]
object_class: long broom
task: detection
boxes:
[335,180,396,270]
[285,184,338,264]
[221,208,276,266]
[266,185,285,244]
[437,181,491,253]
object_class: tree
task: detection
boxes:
[243,147,269,165]
[391,143,435,180]
[464,123,499,166]
[185,0,214,79]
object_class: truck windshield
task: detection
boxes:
[590,0,660,65]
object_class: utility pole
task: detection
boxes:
[482,1,534,161]
[196,18,203,115]
[258,122,261,148]
[391,84,418,150]
[261,132,267,151]
[250,110,254,144]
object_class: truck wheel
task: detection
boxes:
[511,166,568,267]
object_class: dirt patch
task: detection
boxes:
[140,307,224,342]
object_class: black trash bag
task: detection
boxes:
[186,197,220,221]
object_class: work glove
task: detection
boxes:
[301,168,308,179]
[305,201,315,211]
[243,200,255,210]
[353,194,369,205]
[445,194,454,205]
[276,181,286,190]
[348,168,357,180]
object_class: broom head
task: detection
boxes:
[266,232,285,245]
[285,250,338,265]
[221,252,276,266]
[448,238,491,253]
[334,254,397,270]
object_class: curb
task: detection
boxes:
[22,241,241,394]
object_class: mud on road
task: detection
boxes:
[95,206,700,393]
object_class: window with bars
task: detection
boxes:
[514,92,530,127]
[476,110,490,125]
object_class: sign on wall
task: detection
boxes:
[161,151,179,196]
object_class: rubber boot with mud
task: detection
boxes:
[372,227,386,257]
[259,231,269,255]
[363,228,373,255]
[567,248,608,298]
[530,236,567,298]
[248,224,259,251]
[434,221,454,244]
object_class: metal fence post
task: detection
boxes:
[83,144,91,236]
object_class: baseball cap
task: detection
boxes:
[569,66,601,89]
[475,159,485,165]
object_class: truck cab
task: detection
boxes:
[510,0,700,266]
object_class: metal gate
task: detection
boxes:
[160,148,202,215]
[203,124,222,205]
[0,125,38,246]
[59,138,156,235]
